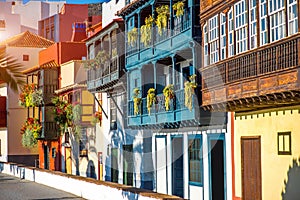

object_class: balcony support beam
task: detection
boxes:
[93,93,108,119]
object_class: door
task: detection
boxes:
[111,148,119,183]
[172,137,184,198]
[123,145,133,186]
[44,145,49,170]
[65,147,72,174]
[156,136,167,194]
[241,137,262,200]
[208,135,225,200]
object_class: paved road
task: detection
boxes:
[0,173,86,200]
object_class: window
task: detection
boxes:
[278,132,291,155]
[203,23,208,66]
[0,20,5,29]
[235,0,248,54]
[228,8,234,57]
[52,147,56,158]
[269,0,285,42]
[23,55,29,61]
[220,14,226,60]
[288,0,298,36]
[260,0,268,45]
[249,0,257,49]
[209,15,219,64]
[110,96,117,130]
[79,128,88,157]
[189,136,202,185]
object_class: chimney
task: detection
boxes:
[71,22,87,42]
[11,1,15,14]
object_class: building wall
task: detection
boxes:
[234,107,300,200]
[0,9,21,41]
[60,60,86,88]
[0,84,7,163]
[102,0,125,27]
[38,140,61,170]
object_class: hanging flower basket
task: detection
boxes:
[184,74,197,111]
[173,1,185,18]
[20,118,42,148]
[19,83,43,108]
[155,5,170,36]
[91,111,102,126]
[147,88,156,115]
[133,88,141,115]
[141,15,154,47]
[163,84,174,111]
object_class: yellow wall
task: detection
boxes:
[234,106,300,200]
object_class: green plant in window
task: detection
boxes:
[155,5,170,36]
[127,27,138,47]
[147,88,156,115]
[133,88,141,115]
[184,74,197,111]
[141,15,154,47]
[163,84,174,111]
[172,1,185,18]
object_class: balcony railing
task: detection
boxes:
[127,89,199,126]
[126,8,191,56]
[202,33,299,89]
[87,57,120,91]
[40,121,58,140]
[202,33,300,109]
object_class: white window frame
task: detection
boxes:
[269,0,285,42]
[220,13,226,60]
[209,15,219,64]
[235,0,248,54]
[260,0,268,45]
[228,8,234,57]
[288,0,298,36]
[203,23,209,67]
[249,0,257,49]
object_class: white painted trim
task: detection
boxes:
[226,112,233,200]
[167,134,172,195]
[202,131,209,200]
[183,132,189,199]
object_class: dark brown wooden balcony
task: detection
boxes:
[201,33,300,112]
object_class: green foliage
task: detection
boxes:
[147,88,156,114]
[20,118,42,148]
[163,84,174,111]
[141,15,154,47]
[19,83,43,107]
[156,5,170,36]
[127,27,138,47]
[173,1,185,18]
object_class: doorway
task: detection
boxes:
[43,145,49,170]
[209,135,225,200]
[111,148,119,183]
[123,145,133,186]
[241,136,262,200]
[172,137,184,198]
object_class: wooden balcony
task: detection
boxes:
[87,57,121,92]
[126,8,194,69]
[127,89,220,128]
[202,33,300,112]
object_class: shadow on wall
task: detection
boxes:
[282,158,300,200]
[86,160,96,179]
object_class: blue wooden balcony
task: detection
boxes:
[87,57,120,92]
[127,89,203,127]
[126,8,193,69]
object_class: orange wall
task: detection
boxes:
[39,42,87,66]
[38,139,61,171]
[59,4,89,42]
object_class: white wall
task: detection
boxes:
[0,130,8,162]
[102,0,125,27]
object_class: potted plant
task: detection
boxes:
[184,74,197,111]
[173,1,185,18]
[163,84,174,111]
[19,83,43,108]
[147,88,156,115]
[133,88,141,115]
[141,15,154,47]
[155,5,170,36]
[20,118,42,148]
[127,27,138,47]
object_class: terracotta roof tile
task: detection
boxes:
[0,31,54,48]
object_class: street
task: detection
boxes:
[0,173,85,200]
